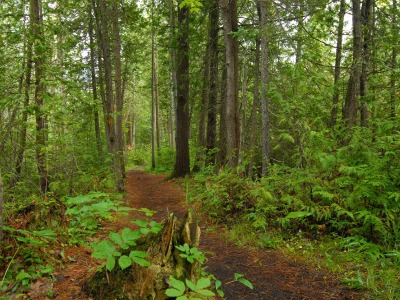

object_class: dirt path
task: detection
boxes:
[44,170,364,299]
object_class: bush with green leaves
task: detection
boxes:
[90,216,161,272]
[64,192,129,243]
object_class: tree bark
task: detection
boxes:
[31,0,48,194]
[168,0,177,149]
[360,0,373,127]
[88,1,103,163]
[259,0,271,176]
[343,0,362,130]
[218,51,228,166]
[330,0,345,127]
[151,13,156,169]
[248,38,261,177]
[11,23,33,189]
[112,0,125,191]
[172,5,190,177]
[206,0,219,164]
[193,40,210,172]
[390,0,397,120]
[220,0,240,168]
[0,169,3,241]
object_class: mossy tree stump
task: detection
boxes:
[83,210,201,300]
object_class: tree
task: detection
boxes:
[0,168,3,241]
[330,0,346,127]
[343,0,362,130]
[172,3,190,177]
[220,0,240,168]
[206,0,219,163]
[360,0,373,127]
[31,0,49,194]
[259,0,270,176]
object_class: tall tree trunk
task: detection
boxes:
[239,55,248,163]
[220,0,240,168]
[193,40,210,172]
[218,52,228,166]
[343,0,362,130]
[11,26,33,189]
[172,4,190,177]
[92,0,108,154]
[31,0,48,194]
[155,48,161,152]
[206,0,219,165]
[330,0,345,127]
[0,169,3,241]
[88,1,103,163]
[248,38,261,177]
[360,0,373,127]
[295,0,304,64]
[111,0,125,191]
[259,0,271,176]
[151,0,157,169]
[390,0,397,120]
[151,20,156,169]
[168,0,177,149]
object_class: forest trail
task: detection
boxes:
[42,170,364,300]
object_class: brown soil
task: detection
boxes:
[37,170,365,300]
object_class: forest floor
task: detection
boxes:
[36,170,366,300]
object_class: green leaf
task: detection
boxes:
[129,250,147,258]
[106,255,116,271]
[185,278,196,291]
[129,251,150,267]
[197,289,215,296]
[169,276,186,293]
[165,288,184,297]
[16,270,31,280]
[195,277,211,290]
[285,211,312,219]
[238,277,253,289]
[118,255,132,270]
[109,232,124,248]
[132,219,148,227]
[121,228,141,244]
[92,240,116,255]
[176,296,189,300]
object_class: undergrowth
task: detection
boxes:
[186,128,400,299]
[0,191,127,298]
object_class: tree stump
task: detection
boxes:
[82,210,201,300]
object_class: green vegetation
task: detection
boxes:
[186,139,400,299]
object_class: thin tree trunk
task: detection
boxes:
[151,0,156,169]
[221,0,240,168]
[259,0,271,176]
[88,1,103,163]
[330,0,345,127]
[240,56,248,156]
[218,52,228,166]
[168,0,177,148]
[172,4,190,177]
[360,0,373,127]
[11,26,33,188]
[343,0,362,130]
[248,38,261,177]
[0,169,3,241]
[155,48,161,152]
[206,0,219,165]
[193,28,211,172]
[111,0,125,191]
[295,0,304,64]
[390,0,397,120]
[31,0,48,194]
